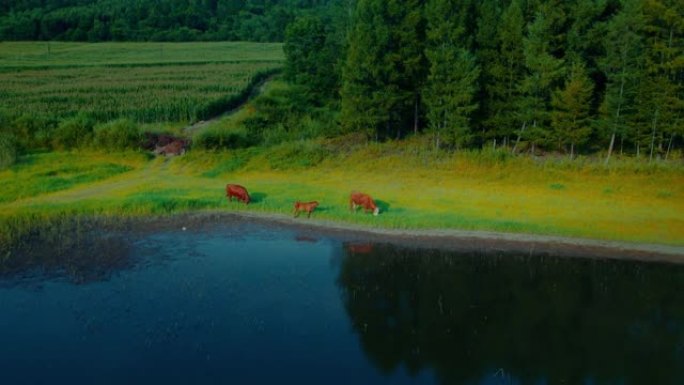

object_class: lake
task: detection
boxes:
[1,216,684,384]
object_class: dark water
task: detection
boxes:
[2,219,684,385]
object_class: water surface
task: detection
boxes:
[1,218,684,384]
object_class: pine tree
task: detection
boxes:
[340,0,426,139]
[516,11,564,153]
[551,61,594,157]
[485,0,526,146]
[474,0,503,146]
[598,0,646,164]
[340,0,390,138]
[639,0,683,161]
[424,0,479,150]
[283,15,341,102]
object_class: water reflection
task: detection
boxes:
[0,221,134,285]
[2,219,684,385]
[338,242,684,385]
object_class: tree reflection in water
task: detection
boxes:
[0,220,133,285]
[337,242,684,385]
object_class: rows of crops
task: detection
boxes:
[0,42,284,68]
[0,61,279,123]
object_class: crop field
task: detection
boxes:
[0,42,284,68]
[0,42,283,122]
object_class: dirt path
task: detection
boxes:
[181,75,273,137]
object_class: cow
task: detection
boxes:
[350,192,379,216]
[226,184,250,204]
[293,201,319,218]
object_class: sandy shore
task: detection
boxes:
[132,211,684,264]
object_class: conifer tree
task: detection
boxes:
[486,0,526,145]
[516,11,564,153]
[424,0,479,150]
[598,0,645,164]
[551,61,594,157]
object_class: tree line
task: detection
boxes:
[0,0,337,42]
[285,0,683,160]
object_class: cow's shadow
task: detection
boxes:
[312,205,331,213]
[375,199,392,213]
[250,192,267,204]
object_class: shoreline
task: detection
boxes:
[136,210,684,264]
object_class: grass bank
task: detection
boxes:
[1,139,682,250]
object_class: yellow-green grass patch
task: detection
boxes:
[1,147,682,247]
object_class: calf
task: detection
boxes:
[294,201,319,218]
[226,184,250,204]
[350,192,379,216]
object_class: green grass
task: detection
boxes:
[1,142,682,249]
[0,41,284,68]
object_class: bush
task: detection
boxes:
[193,126,254,150]
[9,114,56,151]
[94,119,141,150]
[53,113,94,150]
[0,132,18,169]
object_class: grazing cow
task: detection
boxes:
[293,201,319,218]
[350,192,379,216]
[226,184,250,204]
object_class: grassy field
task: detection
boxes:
[1,141,682,248]
[0,42,282,122]
[0,41,284,68]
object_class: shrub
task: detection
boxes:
[193,126,254,150]
[0,132,18,169]
[94,119,141,150]
[9,114,56,151]
[53,113,94,150]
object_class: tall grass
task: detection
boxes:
[0,63,280,123]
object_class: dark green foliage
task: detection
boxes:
[193,127,255,151]
[0,133,18,169]
[331,0,683,156]
[283,15,342,102]
[0,0,343,42]
[6,114,57,151]
[93,119,140,150]
[551,61,594,156]
[341,0,427,140]
[52,113,94,150]
[424,0,480,150]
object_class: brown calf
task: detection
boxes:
[293,201,319,218]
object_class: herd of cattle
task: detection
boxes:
[226,184,380,217]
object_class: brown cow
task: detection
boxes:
[293,201,319,218]
[350,192,379,216]
[226,184,250,204]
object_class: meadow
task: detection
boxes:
[1,140,682,249]
[0,42,682,251]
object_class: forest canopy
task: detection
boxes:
[283,0,683,159]
[0,0,341,42]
